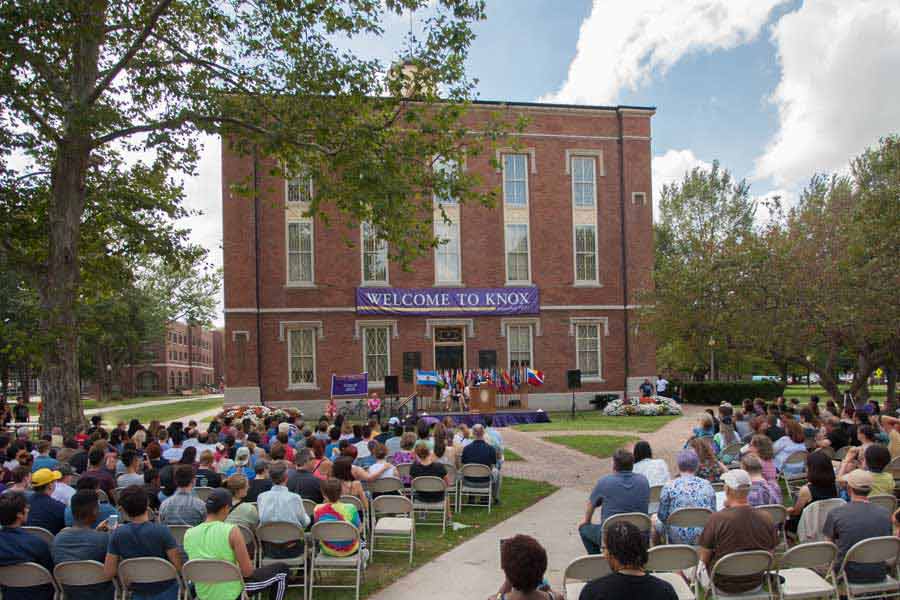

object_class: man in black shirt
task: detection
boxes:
[287,449,323,503]
[579,520,677,600]
[819,417,849,451]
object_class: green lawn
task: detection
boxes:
[100,398,223,425]
[81,395,190,410]
[503,448,524,461]
[542,434,638,458]
[783,384,886,401]
[514,412,678,433]
[299,476,556,599]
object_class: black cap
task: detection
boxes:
[205,488,232,513]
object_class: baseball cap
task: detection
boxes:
[721,469,752,490]
[32,468,62,487]
[388,417,400,426]
[843,469,874,491]
[235,446,251,465]
[205,488,233,513]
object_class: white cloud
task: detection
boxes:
[543,0,787,104]
[754,1,900,187]
[651,148,712,218]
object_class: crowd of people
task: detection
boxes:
[0,410,508,600]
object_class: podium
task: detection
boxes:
[470,384,497,414]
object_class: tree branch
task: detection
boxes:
[86,0,174,105]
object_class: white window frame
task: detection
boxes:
[573,223,599,284]
[433,158,459,206]
[506,323,534,370]
[504,223,531,284]
[286,220,315,286]
[361,222,389,285]
[287,327,317,390]
[286,173,313,204]
[632,191,647,206]
[575,323,603,380]
[361,326,391,388]
[434,220,461,285]
[502,153,528,206]
[571,156,597,208]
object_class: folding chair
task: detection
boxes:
[663,507,713,545]
[833,446,849,462]
[167,524,191,546]
[837,536,900,600]
[54,560,117,599]
[235,523,258,564]
[647,545,700,600]
[194,487,215,502]
[22,525,55,545]
[711,481,725,493]
[118,556,182,600]
[411,476,449,534]
[458,463,493,513]
[340,494,369,543]
[706,550,774,600]
[255,522,307,598]
[309,521,364,600]
[601,513,652,549]
[776,541,838,600]
[0,562,62,600]
[756,504,789,554]
[781,451,809,500]
[371,494,414,564]
[395,463,413,495]
[562,555,611,600]
[869,494,898,514]
[368,476,403,496]
[302,498,317,521]
[443,463,459,511]
[649,484,664,515]
[182,559,248,600]
[813,447,835,461]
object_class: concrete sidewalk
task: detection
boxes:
[84,394,222,416]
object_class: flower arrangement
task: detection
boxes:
[217,405,303,425]
[602,395,683,417]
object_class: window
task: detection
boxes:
[362,223,388,284]
[363,326,390,383]
[575,224,597,283]
[287,221,314,284]
[287,174,312,204]
[507,324,533,369]
[632,192,647,206]
[435,221,461,284]
[502,154,528,206]
[288,328,316,386]
[576,324,601,378]
[177,372,183,387]
[505,224,530,283]
[572,156,596,207]
[169,372,175,390]
[433,158,458,206]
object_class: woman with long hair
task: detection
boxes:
[432,422,458,468]
[632,440,670,487]
[309,438,332,479]
[773,420,807,474]
[224,473,259,531]
[687,438,725,482]
[744,434,777,484]
[786,451,837,533]
[332,456,367,511]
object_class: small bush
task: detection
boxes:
[679,381,786,405]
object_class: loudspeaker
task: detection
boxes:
[384,375,399,396]
[567,369,582,390]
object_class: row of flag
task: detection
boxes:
[416,367,545,391]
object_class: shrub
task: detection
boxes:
[679,381,786,405]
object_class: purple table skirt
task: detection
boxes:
[419,410,550,427]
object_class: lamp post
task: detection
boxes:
[708,338,717,381]
[806,355,812,389]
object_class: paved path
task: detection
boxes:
[161,407,222,426]
[373,406,705,599]
[84,394,223,416]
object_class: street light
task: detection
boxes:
[708,337,717,381]
[805,355,812,389]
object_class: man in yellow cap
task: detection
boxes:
[26,467,66,534]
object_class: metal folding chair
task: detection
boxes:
[647,545,700,600]
[776,541,838,600]
[837,536,900,600]
[562,555,611,600]
[411,476,449,534]
[310,521,364,600]
[371,495,414,564]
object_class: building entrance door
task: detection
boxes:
[433,327,465,371]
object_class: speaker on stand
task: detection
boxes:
[384,375,399,419]
[567,369,582,420]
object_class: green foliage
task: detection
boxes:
[679,381,786,405]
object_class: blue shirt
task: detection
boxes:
[461,440,498,484]
[31,456,59,473]
[657,475,716,544]
[64,501,118,528]
[588,471,650,523]
[0,527,55,600]
[27,493,66,534]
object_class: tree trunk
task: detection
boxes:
[886,364,897,414]
[848,350,875,405]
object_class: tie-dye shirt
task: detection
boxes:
[313,502,361,556]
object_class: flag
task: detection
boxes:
[416,370,441,387]
[513,366,521,389]
[526,367,545,386]
[502,369,512,390]
[457,370,465,388]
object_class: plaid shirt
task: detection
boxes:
[159,489,206,526]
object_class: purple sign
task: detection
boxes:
[331,373,368,398]
[356,287,539,316]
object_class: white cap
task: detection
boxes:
[721,469,752,490]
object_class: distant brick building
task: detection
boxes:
[222,100,656,413]
[122,321,221,395]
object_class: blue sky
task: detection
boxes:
[183,0,900,323]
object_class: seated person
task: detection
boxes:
[743,455,782,507]
[224,473,259,533]
[287,449,325,503]
[580,520,677,599]
[461,425,500,502]
[184,489,290,600]
[632,441,671,487]
[26,468,66,534]
[654,449,715,546]
[786,451,837,534]
[104,486,182,600]
[491,535,562,600]
[861,444,894,496]
[116,450,144,489]
[824,469,892,584]
[409,443,450,504]
[579,450,650,555]
[64,476,119,527]
[257,464,309,558]
[52,490,114,600]
[773,420,807,475]
[697,470,777,595]
[0,492,55,600]
[313,478,365,559]
[159,465,206,526]
[245,460,273,502]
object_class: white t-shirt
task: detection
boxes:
[367,461,396,479]
[656,378,669,393]
[51,482,76,506]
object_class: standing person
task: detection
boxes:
[257,465,309,559]
[639,378,654,399]
[655,375,669,397]
[52,491,114,600]
[578,450,650,555]
[184,489,290,600]
[579,521,678,600]
[12,397,29,423]
[26,468,66,534]
[490,535,563,600]
[0,492,55,600]
[159,465,206,526]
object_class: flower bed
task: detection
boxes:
[217,405,303,425]
[602,395,683,416]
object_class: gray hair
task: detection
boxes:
[677,449,699,473]
[295,447,313,465]
[472,424,486,438]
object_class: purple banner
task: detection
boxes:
[331,373,368,398]
[356,287,539,316]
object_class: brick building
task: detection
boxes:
[122,321,221,395]
[222,100,656,413]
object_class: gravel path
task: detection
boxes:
[84,394,223,415]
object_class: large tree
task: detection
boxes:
[1,0,494,433]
